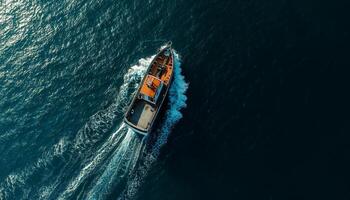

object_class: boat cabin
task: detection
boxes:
[139,75,164,104]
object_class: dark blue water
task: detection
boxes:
[1,0,350,199]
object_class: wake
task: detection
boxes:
[86,51,188,200]
[119,52,188,200]
[0,49,188,200]
[58,57,153,200]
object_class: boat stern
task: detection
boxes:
[123,117,149,136]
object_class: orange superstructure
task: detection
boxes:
[140,75,162,98]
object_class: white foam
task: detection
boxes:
[58,124,127,200]
[84,50,188,200]
[0,50,188,200]
[152,52,188,155]
[86,129,141,200]
[57,56,153,200]
[0,55,154,200]
[120,51,189,199]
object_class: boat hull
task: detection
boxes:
[124,44,174,136]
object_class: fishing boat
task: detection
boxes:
[124,42,174,135]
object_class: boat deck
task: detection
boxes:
[127,100,156,130]
[124,46,173,134]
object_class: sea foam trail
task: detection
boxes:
[118,52,189,200]
[57,124,128,200]
[85,51,188,200]
[85,129,144,200]
[0,56,152,200]
[0,50,187,200]
[56,57,152,200]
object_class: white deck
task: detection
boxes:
[137,103,155,129]
[127,100,156,130]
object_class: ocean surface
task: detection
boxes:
[1,0,350,199]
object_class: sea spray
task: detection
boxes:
[56,57,153,200]
[86,129,143,200]
[58,124,128,200]
[73,57,152,152]
[84,50,188,200]
[1,50,187,200]
[0,55,154,200]
[120,51,189,200]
